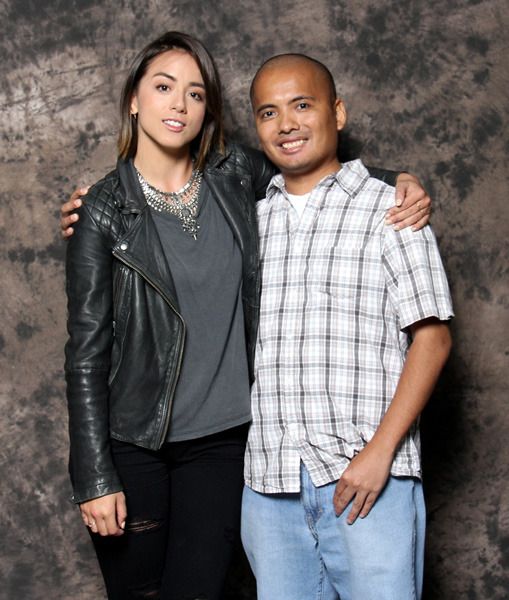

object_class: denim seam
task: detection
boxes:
[411,483,418,600]
[317,555,325,600]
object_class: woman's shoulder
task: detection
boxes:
[80,168,124,233]
[213,141,276,186]
[85,168,121,208]
[222,141,266,170]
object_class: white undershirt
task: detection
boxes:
[286,192,310,220]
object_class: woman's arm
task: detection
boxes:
[366,168,431,230]
[65,193,124,511]
[60,164,430,236]
[80,492,127,537]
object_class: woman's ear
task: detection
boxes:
[130,95,139,118]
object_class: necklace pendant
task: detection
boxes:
[136,167,203,240]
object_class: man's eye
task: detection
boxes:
[297,102,309,109]
[262,111,275,119]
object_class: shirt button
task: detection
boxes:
[119,242,128,251]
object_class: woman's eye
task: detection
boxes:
[156,84,170,92]
[190,91,203,101]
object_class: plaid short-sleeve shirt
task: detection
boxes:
[245,160,453,494]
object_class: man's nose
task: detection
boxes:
[278,110,299,133]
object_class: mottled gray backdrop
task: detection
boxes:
[1,0,508,598]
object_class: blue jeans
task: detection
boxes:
[241,464,425,600]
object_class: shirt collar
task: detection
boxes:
[265,159,371,203]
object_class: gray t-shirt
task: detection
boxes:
[150,181,251,441]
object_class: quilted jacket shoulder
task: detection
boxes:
[81,168,125,242]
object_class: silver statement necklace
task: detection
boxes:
[136,167,203,239]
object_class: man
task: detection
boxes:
[241,54,453,600]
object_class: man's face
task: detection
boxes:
[251,60,346,191]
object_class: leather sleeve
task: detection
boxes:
[64,189,123,504]
[366,166,399,187]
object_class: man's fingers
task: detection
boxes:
[346,491,369,525]
[61,213,79,228]
[61,227,74,239]
[333,485,355,516]
[61,197,82,217]
[359,492,378,519]
[60,198,82,237]
[70,186,89,202]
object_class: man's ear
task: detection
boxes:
[335,99,347,132]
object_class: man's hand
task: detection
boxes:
[80,491,127,536]
[333,442,393,525]
[334,319,451,526]
[387,174,431,231]
[60,187,89,238]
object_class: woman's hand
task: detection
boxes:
[60,187,89,239]
[80,491,127,536]
[387,174,431,231]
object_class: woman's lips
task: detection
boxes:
[162,119,185,132]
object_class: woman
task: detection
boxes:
[64,31,430,599]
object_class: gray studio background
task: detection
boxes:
[1,0,508,598]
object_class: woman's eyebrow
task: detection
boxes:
[152,72,205,89]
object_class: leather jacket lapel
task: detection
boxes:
[205,170,253,257]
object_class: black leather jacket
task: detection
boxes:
[65,144,276,503]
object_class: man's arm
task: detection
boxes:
[333,317,452,524]
[60,172,431,238]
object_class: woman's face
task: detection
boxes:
[131,49,207,158]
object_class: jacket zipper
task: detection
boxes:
[113,251,186,448]
[109,266,129,385]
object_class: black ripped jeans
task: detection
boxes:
[90,423,249,600]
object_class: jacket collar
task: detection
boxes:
[116,158,146,213]
[116,146,234,211]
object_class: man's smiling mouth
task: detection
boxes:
[280,139,306,150]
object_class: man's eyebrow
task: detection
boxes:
[256,103,277,115]
[291,95,316,103]
[152,72,205,88]
[256,95,317,114]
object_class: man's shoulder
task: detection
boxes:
[344,160,395,211]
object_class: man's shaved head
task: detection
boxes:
[250,53,337,105]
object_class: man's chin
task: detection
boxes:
[269,157,310,174]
